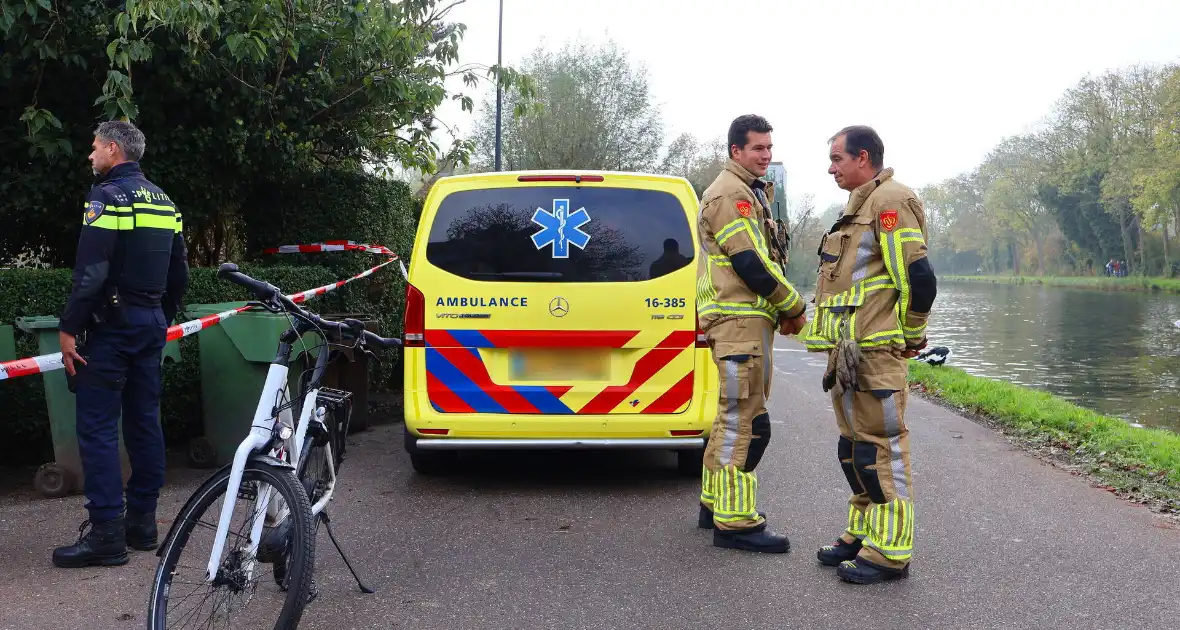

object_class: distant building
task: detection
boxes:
[764,162,788,220]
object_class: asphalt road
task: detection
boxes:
[2,338,1179,630]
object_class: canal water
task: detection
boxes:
[925,282,1180,432]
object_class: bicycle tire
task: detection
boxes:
[146,460,316,630]
[273,440,332,589]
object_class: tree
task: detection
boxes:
[979,134,1054,275]
[658,132,727,197]
[1132,65,1180,274]
[470,39,663,172]
[1,0,535,265]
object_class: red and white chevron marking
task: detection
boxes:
[1,255,402,381]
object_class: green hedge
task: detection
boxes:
[0,261,407,466]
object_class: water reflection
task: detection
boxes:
[927,283,1180,431]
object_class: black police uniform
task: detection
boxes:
[53,161,188,568]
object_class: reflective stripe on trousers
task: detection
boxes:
[832,383,915,567]
[699,318,774,531]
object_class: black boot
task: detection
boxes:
[697,504,767,529]
[816,537,861,566]
[835,557,909,584]
[126,510,158,551]
[712,521,789,553]
[52,517,129,568]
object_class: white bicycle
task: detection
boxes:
[146,263,401,629]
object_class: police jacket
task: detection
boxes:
[801,168,936,356]
[60,162,189,335]
[696,160,806,332]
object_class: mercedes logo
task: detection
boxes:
[549,296,570,317]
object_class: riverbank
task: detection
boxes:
[944,274,1180,295]
[907,362,1180,518]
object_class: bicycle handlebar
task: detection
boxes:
[218,263,281,301]
[216,263,402,349]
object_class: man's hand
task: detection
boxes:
[902,337,928,359]
[59,331,87,376]
[778,312,807,336]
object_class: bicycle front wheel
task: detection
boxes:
[146,460,316,630]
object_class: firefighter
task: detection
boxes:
[695,114,808,553]
[802,125,937,584]
[52,121,188,568]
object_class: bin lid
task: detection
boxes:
[13,316,180,364]
[183,301,320,363]
[183,301,253,318]
[15,315,60,332]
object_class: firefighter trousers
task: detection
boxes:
[698,317,775,531]
[831,368,915,570]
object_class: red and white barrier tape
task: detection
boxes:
[1,242,406,381]
[263,240,396,257]
[263,240,408,282]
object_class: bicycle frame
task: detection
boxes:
[202,318,337,583]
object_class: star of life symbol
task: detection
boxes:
[531,199,591,258]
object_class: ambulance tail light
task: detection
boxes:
[404,283,425,347]
[696,314,708,348]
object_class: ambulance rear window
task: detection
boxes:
[425,186,695,283]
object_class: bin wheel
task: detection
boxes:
[188,437,217,469]
[34,463,74,498]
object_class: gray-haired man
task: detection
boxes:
[53,121,188,568]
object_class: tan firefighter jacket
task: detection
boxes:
[801,168,933,358]
[696,160,805,332]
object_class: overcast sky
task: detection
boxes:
[432,0,1180,210]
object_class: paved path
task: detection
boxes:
[2,338,1178,630]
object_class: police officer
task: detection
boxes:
[802,125,937,584]
[695,114,807,553]
[53,121,188,568]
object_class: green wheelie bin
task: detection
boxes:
[182,302,377,467]
[13,316,181,498]
[182,301,323,468]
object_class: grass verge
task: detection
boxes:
[944,274,1180,295]
[907,361,1180,519]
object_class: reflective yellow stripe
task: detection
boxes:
[700,466,716,505]
[744,216,800,315]
[882,230,914,335]
[85,214,122,230]
[863,498,914,561]
[132,202,174,212]
[709,254,731,267]
[83,203,132,214]
[896,228,924,247]
[715,219,747,246]
[774,292,800,313]
[712,465,759,523]
[698,304,777,323]
[820,275,895,309]
[174,212,184,234]
[135,213,176,230]
[846,504,867,539]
